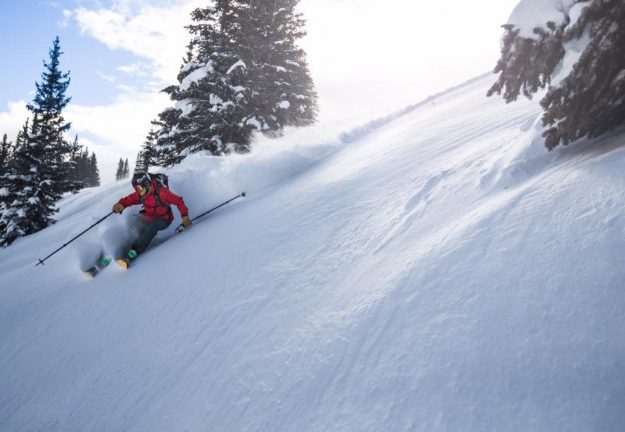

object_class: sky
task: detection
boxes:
[0,0,521,183]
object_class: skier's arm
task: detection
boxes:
[117,191,142,208]
[160,188,189,218]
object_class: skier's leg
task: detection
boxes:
[131,218,169,253]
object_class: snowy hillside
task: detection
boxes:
[1,74,625,431]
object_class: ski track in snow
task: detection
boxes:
[1,74,625,432]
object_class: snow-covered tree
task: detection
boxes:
[488,0,625,150]
[0,134,13,236]
[487,21,565,103]
[0,134,12,175]
[153,3,254,166]
[153,0,317,166]
[0,116,58,246]
[1,37,74,246]
[238,0,318,132]
[0,120,29,233]
[27,36,73,191]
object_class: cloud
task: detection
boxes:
[0,101,29,142]
[117,62,150,77]
[69,0,203,84]
[59,0,208,182]
[66,90,170,183]
[0,93,167,184]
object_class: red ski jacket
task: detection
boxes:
[117,180,189,223]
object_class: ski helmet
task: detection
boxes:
[131,172,150,188]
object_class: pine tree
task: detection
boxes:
[540,0,625,149]
[88,152,101,187]
[487,21,565,103]
[0,134,12,175]
[1,37,76,247]
[238,0,317,132]
[1,121,29,216]
[67,135,84,192]
[0,120,29,236]
[75,148,89,186]
[135,128,158,174]
[153,3,253,166]
[115,158,124,181]
[13,118,30,156]
[489,0,625,150]
[122,158,130,179]
[0,134,13,235]
[68,142,100,189]
[0,116,57,246]
[152,0,317,166]
[27,36,73,192]
[0,173,17,247]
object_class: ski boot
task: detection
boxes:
[84,254,112,278]
[116,249,138,269]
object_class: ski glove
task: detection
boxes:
[112,203,124,214]
[182,216,192,228]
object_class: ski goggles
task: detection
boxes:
[134,184,149,196]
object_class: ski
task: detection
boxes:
[84,254,112,278]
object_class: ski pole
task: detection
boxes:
[176,192,246,233]
[36,212,114,267]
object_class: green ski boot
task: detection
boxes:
[84,254,112,278]
[116,249,138,269]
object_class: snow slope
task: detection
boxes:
[1,74,625,431]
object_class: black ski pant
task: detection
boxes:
[131,217,170,253]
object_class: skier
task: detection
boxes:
[112,172,191,268]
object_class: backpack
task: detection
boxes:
[148,172,169,189]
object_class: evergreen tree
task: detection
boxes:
[0,120,29,241]
[0,116,58,246]
[152,0,317,166]
[65,139,100,190]
[238,0,317,132]
[122,158,130,179]
[88,152,101,187]
[0,134,12,175]
[135,128,158,174]
[67,135,84,192]
[0,134,13,236]
[13,118,30,156]
[488,0,625,150]
[27,36,73,192]
[153,3,253,166]
[487,21,565,102]
[76,148,89,186]
[1,37,75,247]
[1,120,29,239]
[115,158,123,181]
